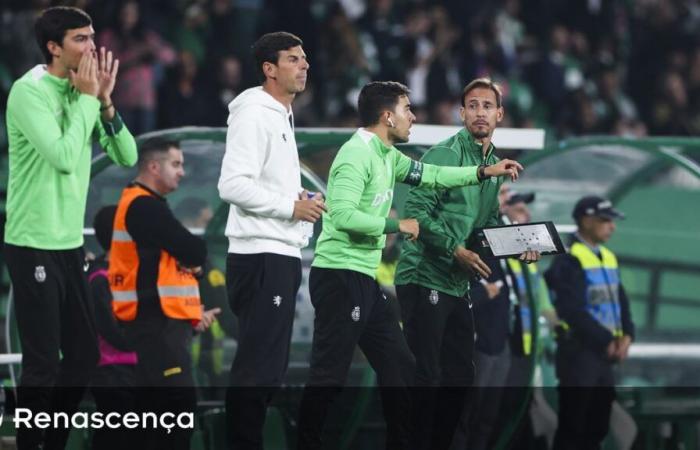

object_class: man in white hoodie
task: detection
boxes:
[217,31,326,449]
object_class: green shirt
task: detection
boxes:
[394,129,502,297]
[4,65,137,249]
[312,129,480,278]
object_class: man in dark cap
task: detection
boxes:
[545,195,635,450]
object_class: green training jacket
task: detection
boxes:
[4,65,137,250]
[394,129,502,297]
[312,128,481,278]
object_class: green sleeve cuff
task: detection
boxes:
[383,218,400,234]
[100,111,124,136]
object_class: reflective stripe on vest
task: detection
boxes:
[108,185,202,322]
[507,259,539,355]
[569,242,623,337]
[112,290,138,302]
[112,230,132,242]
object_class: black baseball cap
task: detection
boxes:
[572,196,625,222]
[505,190,535,206]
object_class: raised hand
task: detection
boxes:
[69,51,99,97]
[97,47,120,102]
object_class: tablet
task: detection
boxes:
[471,221,565,259]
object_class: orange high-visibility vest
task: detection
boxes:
[108,184,202,322]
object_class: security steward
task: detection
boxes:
[545,196,634,450]
[108,138,219,449]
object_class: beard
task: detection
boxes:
[469,126,490,139]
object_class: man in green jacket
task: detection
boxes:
[3,6,136,449]
[296,81,522,450]
[394,78,538,450]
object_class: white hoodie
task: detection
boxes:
[218,86,306,258]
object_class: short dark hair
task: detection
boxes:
[35,6,92,64]
[461,78,503,108]
[93,205,117,252]
[137,138,180,170]
[357,81,410,127]
[252,31,303,83]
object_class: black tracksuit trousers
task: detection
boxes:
[297,268,415,450]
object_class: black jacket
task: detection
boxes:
[471,257,511,355]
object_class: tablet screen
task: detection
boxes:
[482,223,558,256]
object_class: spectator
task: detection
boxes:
[357,0,406,82]
[319,3,371,118]
[1,0,698,142]
[0,0,50,79]
[208,55,244,125]
[158,50,214,128]
[650,70,692,135]
[98,0,176,135]
[594,64,638,133]
[171,3,209,65]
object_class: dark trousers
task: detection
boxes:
[91,364,138,450]
[133,385,197,450]
[553,344,616,450]
[125,315,197,450]
[5,244,99,450]
[452,348,511,450]
[397,284,475,450]
[297,268,415,450]
[493,353,538,449]
[224,253,301,450]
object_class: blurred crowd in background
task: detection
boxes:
[1,0,700,149]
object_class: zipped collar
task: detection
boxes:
[357,128,394,155]
[458,128,494,160]
[31,65,72,95]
